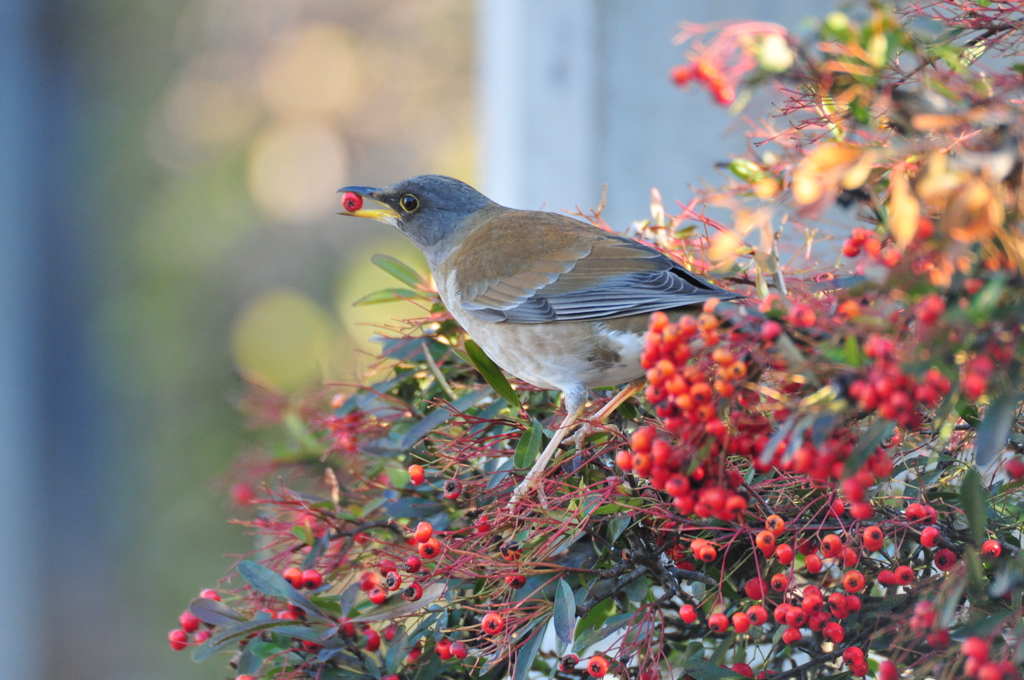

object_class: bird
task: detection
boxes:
[338,175,741,505]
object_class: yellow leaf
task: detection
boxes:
[888,167,920,249]
[791,143,864,205]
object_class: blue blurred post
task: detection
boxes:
[0,0,45,678]
[477,0,821,226]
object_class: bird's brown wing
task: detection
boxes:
[452,210,740,324]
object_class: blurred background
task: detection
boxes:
[0,1,820,678]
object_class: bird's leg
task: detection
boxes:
[507,385,587,510]
[572,378,646,449]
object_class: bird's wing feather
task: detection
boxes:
[452,210,740,324]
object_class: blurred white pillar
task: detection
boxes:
[477,0,823,228]
[0,1,45,678]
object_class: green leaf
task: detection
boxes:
[339,582,361,618]
[464,339,521,409]
[349,582,446,623]
[574,598,614,640]
[513,419,544,469]
[573,612,633,653]
[844,420,895,477]
[208,618,306,647]
[352,288,432,306]
[371,254,427,289]
[400,390,488,450]
[513,622,547,680]
[957,398,981,428]
[553,579,576,645]
[188,597,246,627]
[624,575,649,602]
[683,658,744,679]
[970,274,1005,319]
[961,468,990,545]
[191,635,236,663]
[976,392,1020,466]
[237,560,332,622]
[843,334,864,367]
[607,516,631,544]
[710,633,736,665]
[237,637,265,675]
[385,625,411,674]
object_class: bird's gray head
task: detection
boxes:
[338,175,497,253]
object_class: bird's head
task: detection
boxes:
[338,175,496,254]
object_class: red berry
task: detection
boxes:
[414,521,434,544]
[450,640,468,659]
[443,479,462,499]
[878,661,899,680]
[760,321,783,342]
[587,655,610,677]
[894,565,914,585]
[744,577,768,599]
[341,191,363,212]
[402,582,423,602]
[436,638,452,660]
[823,621,845,643]
[708,612,730,633]
[237,676,254,680]
[368,586,388,605]
[302,569,324,590]
[679,604,698,624]
[770,573,788,592]
[746,605,769,626]
[506,575,526,589]
[1005,458,1024,479]
[962,636,990,660]
[282,566,303,589]
[981,540,1001,558]
[732,663,754,678]
[481,612,505,635]
[419,538,441,559]
[805,554,823,574]
[934,548,957,571]
[731,612,751,633]
[178,611,200,633]
[405,555,422,573]
[842,570,865,593]
[364,628,381,652]
[775,543,795,565]
[194,630,210,644]
[385,571,403,591]
[559,654,580,672]
[408,464,425,485]
[878,569,896,586]
[782,627,802,644]
[920,526,941,548]
[168,629,188,651]
[198,588,220,601]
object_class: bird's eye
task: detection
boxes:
[399,194,419,212]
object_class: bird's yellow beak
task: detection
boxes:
[336,185,399,223]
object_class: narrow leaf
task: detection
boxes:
[683,658,744,679]
[339,582,361,618]
[975,392,1020,466]
[400,390,487,450]
[553,579,576,644]
[513,419,544,469]
[209,618,304,647]
[513,623,546,680]
[961,468,989,545]
[236,637,264,676]
[352,288,432,306]
[188,597,246,626]
[237,560,332,622]
[464,339,521,409]
[573,612,634,653]
[371,254,427,289]
[349,582,446,623]
[844,419,895,477]
[385,625,411,674]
